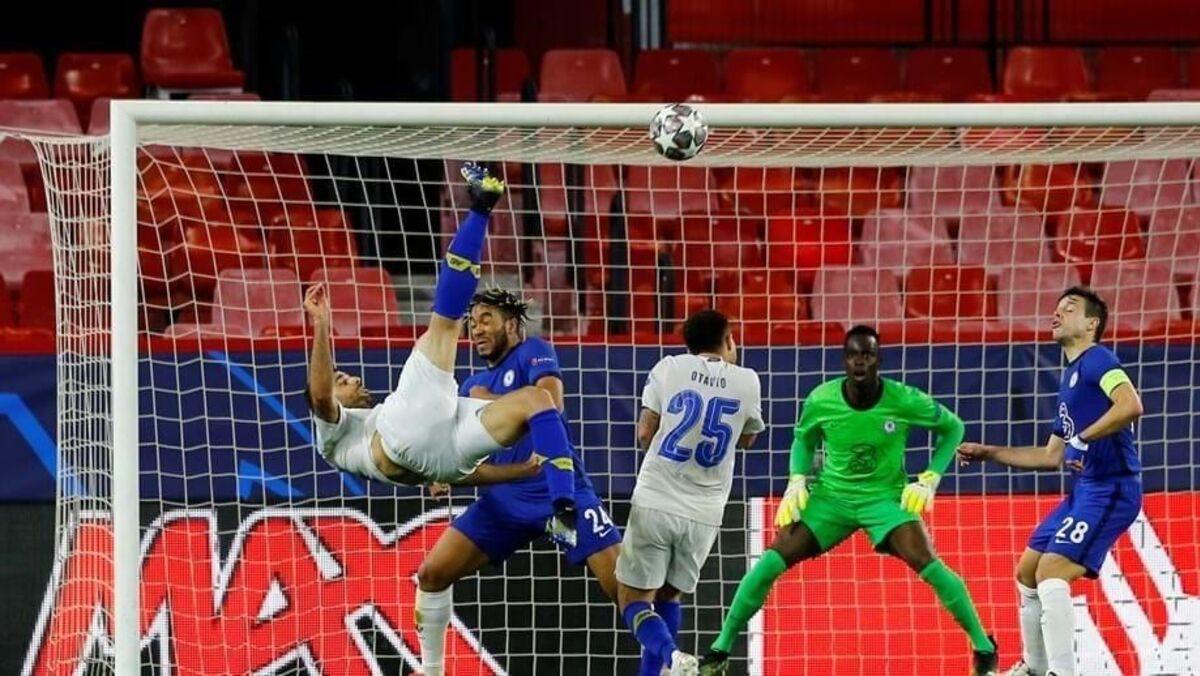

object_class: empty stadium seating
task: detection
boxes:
[905,47,992,101]
[310,267,401,336]
[814,48,902,101]
[18,270,55,330]
[996,264,1082,331]
[724,48,810,101]
[817,167,904,218]
[141,8,245,91]
[0,53,49,99]
[1095,47,1182,100]
[0,274,10,326]
[54,53,139,125]
[0,212,51,289]
[0,100,82,169]
[1001,164,1095,214]
[957,208,1049,270]
[213,268,304,337]
[719,167,810,215]
[1148,207,1200,281]
[764,208,852,284]
[905,265,991,319]
[1003,46,1090,100]
[623,165,714,243]
[267,208,358,282]
[907,165,997,217]
[539,49,626,102]
[1053,207,1145,282]
[633,49,721,100]
[858,209,954,273]
[225,152,312,221]
[1090,260,1181,333]
[450,48,531,102]
[811,268,904,328]
[169,223,267,299]
[0,160,30,212]
[1099,159,1193,217]
[138,150,227,240]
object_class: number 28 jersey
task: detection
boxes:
[634,354,765,527]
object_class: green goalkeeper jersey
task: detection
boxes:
[791,377,964,500]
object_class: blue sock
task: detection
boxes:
[528,409,575,508]
[432,210,489,320]
[623,601,676,668]
[640,600,682,675]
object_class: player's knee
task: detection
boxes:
[1033,554,1079,584]
[416,560,453,592]
[524,386,555,412]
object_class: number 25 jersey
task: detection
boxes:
[634,354,765,527]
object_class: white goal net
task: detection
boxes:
[21,101,1200,675]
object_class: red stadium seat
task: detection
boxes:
[267,208,358,281]
[624,164,714,243]
[17,270,55,330]
[817,167,903,218]
[905,265,990,319]
[141,8,245,90]
[87,97,111,135]
[814,49,902,102]
[138,150,227,241]
[1095,47,1182,100]
[0,53,49,99]
[1003,47,1090,101]
[905,48,993,101]
[1147,207,1200,281]
[224,152,312,222]
[957,208,1048,271]
[0,211,51,289]
[1147,88,1200,101]
[811,268,903,328]
[0,160,30,212]
[213,268,304,337]
[724,49,810,102]
[1099,159,1192,217]
[1188,51,1200,87]
[1001,164,1095,215]
[169,223,267,299]
[858,209,954,274]
[676,214,764,294]
[718,167,810,215]
[1053,207,1145,282]
[0,274,10,326]
[764,208,852,285]
[539,49,626,102]
[54,53,139,126]
[995,264,1081,330]
[0,100,82,170]
[309,267,400,337]
[450,48,530,102]
[1090,260,1180,333]
[633,49,721,100]
[907,165,997,217]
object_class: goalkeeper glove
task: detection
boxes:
[460,161,505,215]
[1064,435,1088,473]
[900,470,941,514]
[774,475,809,528]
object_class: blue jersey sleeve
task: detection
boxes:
[460,372,483,397]
[521,337,562,384]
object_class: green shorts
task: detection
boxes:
[799,487,920,553]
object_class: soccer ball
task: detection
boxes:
[649,103,708,161]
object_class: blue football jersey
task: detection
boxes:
[459,337,594,504]
[1052,344,1141,478]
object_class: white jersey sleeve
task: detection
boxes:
[632,354,766,527]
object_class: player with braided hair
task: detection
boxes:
[411,285,626,676]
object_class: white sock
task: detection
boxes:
[416,587,453,676]
[1037,579,1075,676]
[1017,582,1048,674]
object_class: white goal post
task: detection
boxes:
[67,99,1200,674]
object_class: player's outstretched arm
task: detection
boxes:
[453,457,541,485]
[957,435,1066,471]
[304,284,338,423]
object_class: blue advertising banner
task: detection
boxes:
[1,344,1196,503]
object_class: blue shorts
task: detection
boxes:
[1028,476,1142,578]
[452,490,622,566]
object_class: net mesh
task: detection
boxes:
[22,112,1200,675]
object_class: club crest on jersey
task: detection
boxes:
[503,369,515,387]
[1069,371,1079,388]
[883,420,896,433]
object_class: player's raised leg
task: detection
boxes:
[885,521,997,674]
[700,514,824,674]
[416,161,505,372]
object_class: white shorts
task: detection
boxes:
[615,504,720,594]
[374,349,499,481]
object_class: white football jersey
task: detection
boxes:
[633,353,765,527]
